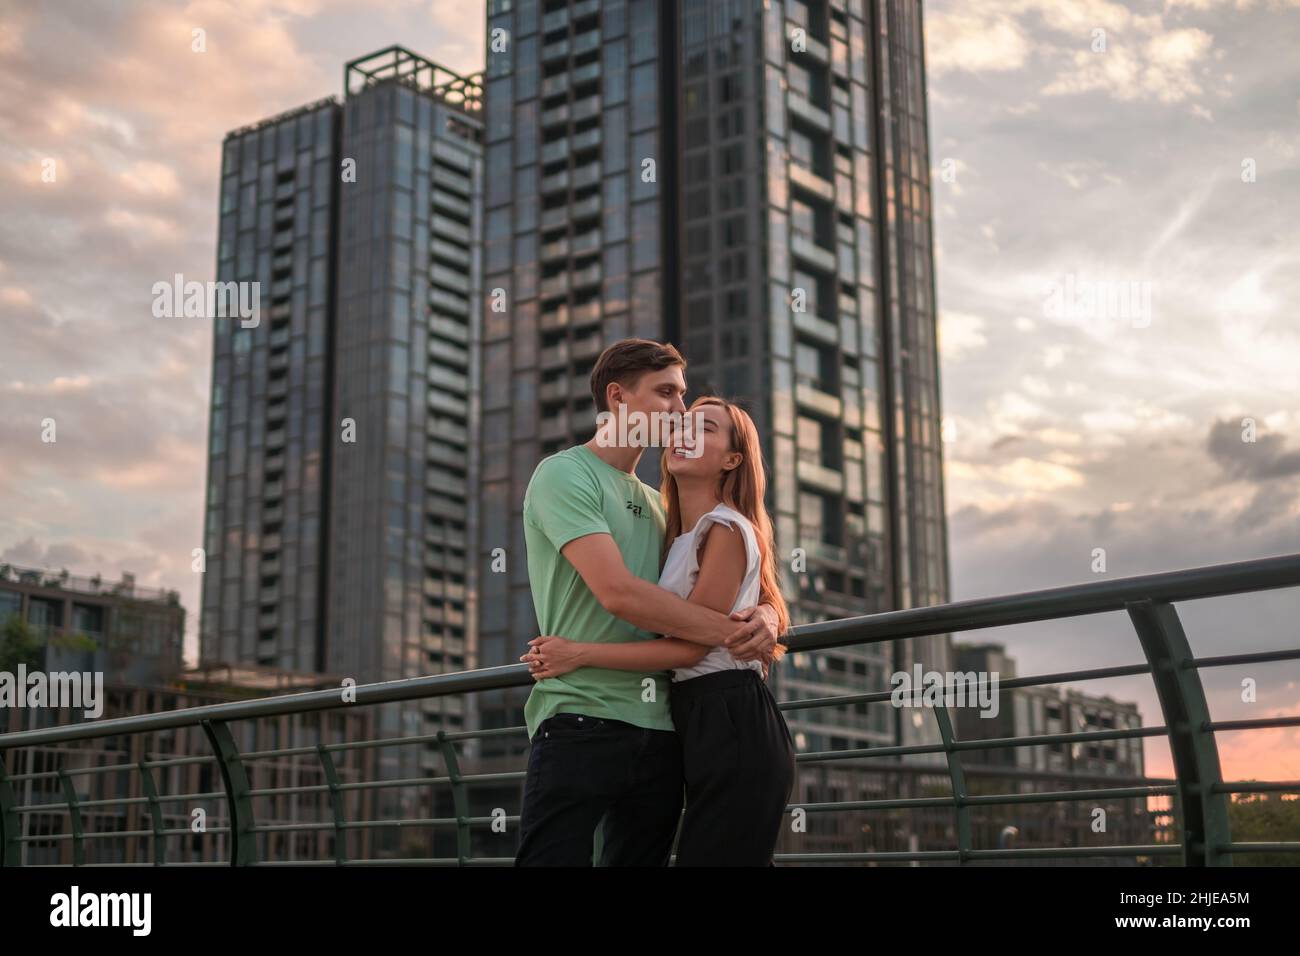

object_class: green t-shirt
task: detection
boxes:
[522,443,673,739]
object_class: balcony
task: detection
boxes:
[539,273,569,299]
[540,103,570,129]
[571,335,604,361]
[427,419,467,444]
[431,239,470,269]
[3,553,1297,866]
[788,91,832,132]
[795,381,842,418]
[787,20,830,64]
[789,162,835,202]
[432,192,471,220]
[539,236,569,261]
[541,6,568,33]
[424,469,466,497]
[569,94,601,124]
[570,160,601,190]
[791,233,838,273]
[432,165,471,198]
[538,340,569,368]
[571,29,600,57]
[538,378,570,402]
[427,391,467,416]
[793,310,839,346]
[539,409,569,440]
[541,36,569,62]
[539,306,569,331]
[430,265,469,295]
[426,442,463,468]
[429,289,469,317]
[430,215,470,245]
[569,262,600,290]
[539,169,569,195]
[569,299,600,326]
[799,460,843,495]
[429,316,468,344]
[541,194,600,230]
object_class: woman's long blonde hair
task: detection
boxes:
[658,396,789,658]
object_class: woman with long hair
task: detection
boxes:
[522,396,796,865]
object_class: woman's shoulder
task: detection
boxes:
[707,502,753,529]
[699,503,758,553]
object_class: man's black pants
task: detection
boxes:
[514,712,684,866]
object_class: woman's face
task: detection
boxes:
[666,404,740,481]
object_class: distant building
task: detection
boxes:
[951,642,1154,859]
[1,663,374,865]
[0,563,183,688]
[953,642,1145,778]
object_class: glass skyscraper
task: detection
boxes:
[202,96,342,674]
[201,49,483,797]
[477,0,952,848]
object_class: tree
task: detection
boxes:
[0,615,45,672]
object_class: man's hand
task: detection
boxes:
[724,603,780,663]
[521,636,585,681]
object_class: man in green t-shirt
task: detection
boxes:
[514,339,782,866]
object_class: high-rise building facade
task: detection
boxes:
[327,49,483,755]
[201,49,483,765]
[477,0,951,813]
[201,96,342,674]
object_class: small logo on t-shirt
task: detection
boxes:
[626,500,648,518]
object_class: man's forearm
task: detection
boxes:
[608,576,736,646]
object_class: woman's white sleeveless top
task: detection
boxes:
[657,502,764,682]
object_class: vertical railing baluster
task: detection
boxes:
[0,757,20,867]
[436,730,471,865]
[57,768,85,866]
[1127,599,1232,866]
[315,743,348,865]
[931,703,971,864]
[201,719,258,866]
[137,760,165,865]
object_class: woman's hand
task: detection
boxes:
[520,636,585,680]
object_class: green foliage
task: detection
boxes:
[0,615,45,671]
[1227,791,1300,865]
[49,630,99,653]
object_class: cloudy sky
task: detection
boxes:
[1,0,1296,782]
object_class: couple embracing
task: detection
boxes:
[515,338,796,867]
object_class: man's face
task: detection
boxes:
[610,366,688,447]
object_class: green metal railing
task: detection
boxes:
[2,552,1298,866]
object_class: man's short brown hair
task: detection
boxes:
[589,339,687,414]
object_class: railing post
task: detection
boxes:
[315,744,348,865]
[57,768,85,866]
[931,704,972,864]
[137,760,165,865]
[1126,599,1232,866]
[0,757,20,867]
[201,719,258,866]
[436,730,471,865]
